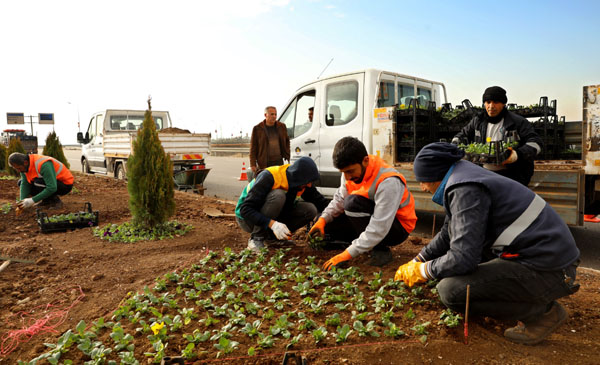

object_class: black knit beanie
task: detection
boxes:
[482,86,507,104]
[286,156,319,188]
[414,142,465,182]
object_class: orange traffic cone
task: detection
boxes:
[238,162,248,181]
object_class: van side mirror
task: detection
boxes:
[77,132,90,144]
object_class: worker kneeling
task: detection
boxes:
[309,137,417,270]
[236,157,329,251]
[9,152,74,211]
[395,142,580,345]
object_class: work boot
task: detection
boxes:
[39,196,63,210]
[368,247,393,267]
[247,238,265,252]
[504,301,568,345]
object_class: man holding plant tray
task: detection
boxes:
[451,86,543,186]
[395,142,580,345]
[9,152,74,211]
[236,156,329,252]
[309,137,417,269]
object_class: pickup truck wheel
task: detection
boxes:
[115,164,126,180]
[82,159,92,174]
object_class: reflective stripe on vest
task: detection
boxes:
[35,157,64,177]
[491,194,546,252]
[367,166,413,209]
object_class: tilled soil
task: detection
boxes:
[0,173,599,364]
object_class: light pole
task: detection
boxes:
[67,101,81,132]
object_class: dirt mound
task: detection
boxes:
[0,173,599,364]
[159,127,191,134]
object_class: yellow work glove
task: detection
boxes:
[323,250,352,271]
[394,261,427,287]
[308,217,326,239]
[501,147,518,165]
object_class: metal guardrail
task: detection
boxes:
[210,145,250,156]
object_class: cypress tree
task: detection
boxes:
[42,131,70,169]
[127,98,175,227]
[0,144,6,171]
[6,138,26,176]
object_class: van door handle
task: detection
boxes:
[304,139,316,144]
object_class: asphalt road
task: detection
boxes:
[63,150,600,270]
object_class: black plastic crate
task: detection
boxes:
[37,202,99,233]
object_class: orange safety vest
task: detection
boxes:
[345,155,417,233]
[25,154,74,185]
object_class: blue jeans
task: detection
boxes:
[436,258,579,322]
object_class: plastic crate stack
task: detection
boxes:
[395,99,439,162]
[507,96,565,160]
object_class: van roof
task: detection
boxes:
[295,68,445,92]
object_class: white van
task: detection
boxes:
[279,68,447,196]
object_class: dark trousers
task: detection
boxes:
[326,195,409,251]
[236,189,318,240]
[20,178,73,200]
[436,258,579,323]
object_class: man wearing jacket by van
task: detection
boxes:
[9,152,74,210]
[248,106,290,180]
[395,142,580,345]
[309,137,417,269]
[452,86,543,186]
[236,157,329,251]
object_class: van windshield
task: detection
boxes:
[109,115,165,130]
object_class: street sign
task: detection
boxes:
[38,113,54,125]
[6,112,24,124]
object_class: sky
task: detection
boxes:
[1,0,598,144]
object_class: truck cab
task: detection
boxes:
[280,69,446,196]
[1,129,38,154]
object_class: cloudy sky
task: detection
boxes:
[1,0,598,144]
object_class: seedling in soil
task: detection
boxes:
[184,329,211,344]
[256,333,276,349]
[1,203,12,214]
[325,313,341,327]
[404,308,416,320]
[384,323,406,338]
[439,309,462,328]
[353,320,380,337]
[241,320,262,337]
[214,337,239,356]
[336,324,353,343]
[411,321,431,335]
[286,334,303,349]
[311,326,328,344]
[181,342,197,360]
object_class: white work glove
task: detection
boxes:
[271,221,291,240]
[17,198,35,209]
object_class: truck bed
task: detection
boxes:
[394,161,584,226]
[103,131,211,159]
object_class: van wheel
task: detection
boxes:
[82,159,92,174]
[115,164,126,180]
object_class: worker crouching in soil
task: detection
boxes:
[309,137,417,270]
[394,142,580,345]
[9,152,74,211]
[236,157,329,251]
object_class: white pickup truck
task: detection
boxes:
[76,109,211,192]
[279,69,600,226]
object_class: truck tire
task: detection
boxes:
[82,159,92,174]
[115,163,126,180]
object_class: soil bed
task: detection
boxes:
[0,173,599,364]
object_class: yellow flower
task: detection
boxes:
[151,321,164,335]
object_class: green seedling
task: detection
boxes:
[311,326,328,343]
[439,309,462,328]
[336,324,353,343]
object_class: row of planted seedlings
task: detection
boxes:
[24,248,462,364]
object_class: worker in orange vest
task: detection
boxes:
[8,152,74,210]
[309,137,417,269]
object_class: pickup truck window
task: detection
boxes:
[109,115,164,130]
[378,81,396,107]
[280,91,315,138]
[326,81,358,127]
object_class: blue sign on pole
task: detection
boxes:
[38,113,54,125]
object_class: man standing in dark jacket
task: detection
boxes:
[236,157,329,251]
[452,86,543,186]
[395,142,580,345]
[249,106,290,180]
